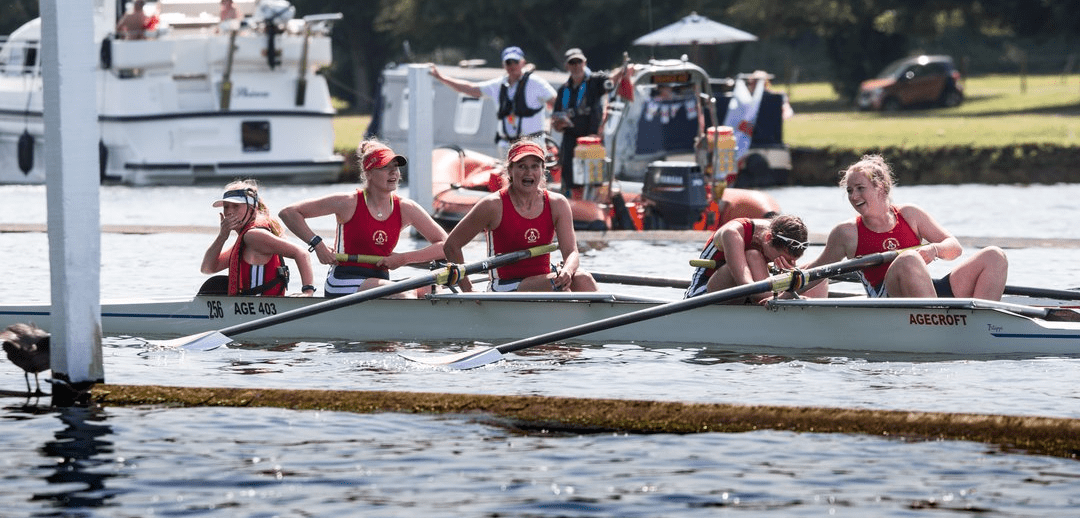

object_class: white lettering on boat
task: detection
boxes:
[909,313,967,326]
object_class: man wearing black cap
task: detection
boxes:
[552,48,614,195]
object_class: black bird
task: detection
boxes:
[2,323,50,395]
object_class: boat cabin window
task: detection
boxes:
[0,39,39,76]
[452,95,483,135]
[636,83,702,155]
[241,121,270,152]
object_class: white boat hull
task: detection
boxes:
[0,3,343,185]
[1,293,1078,357]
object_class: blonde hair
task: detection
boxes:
[356,138,395,186]
[222,179,282,235]
[840,154,895,198]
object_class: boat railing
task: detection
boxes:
[0,36,40,77]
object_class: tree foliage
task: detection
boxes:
[3,0,1075,109]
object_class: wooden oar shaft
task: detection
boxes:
[218,244,556,338]
[493,251,898,357]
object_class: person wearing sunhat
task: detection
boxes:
[443,139,597,293]
[201,179,316,296]
[552,47,617,194]
[278,140,448,298]
[430,46,556,156]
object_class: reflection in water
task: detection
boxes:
[34,407,123,510]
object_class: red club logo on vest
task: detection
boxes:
[373,230,388,246]
[524,228,540,243]
[883,238,900,251]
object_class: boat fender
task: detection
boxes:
[99,140,108,181]
[17,130,33,174]
[100,37,112,70]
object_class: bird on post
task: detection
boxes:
[2,323,50,395]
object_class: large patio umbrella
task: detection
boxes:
[633,12,757,78]
[633,12,757,47]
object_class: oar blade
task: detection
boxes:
[401,346,506,370]
[146,330,231,351]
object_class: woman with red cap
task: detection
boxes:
[278,140,448,298]
[201,179,316,296]
[443,139,597,292]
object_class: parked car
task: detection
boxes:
[856,55,963,111]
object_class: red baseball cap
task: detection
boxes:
[361,144,407,171]
[507,140,545,164]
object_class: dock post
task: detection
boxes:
[406,65,434,218]
[41,0,105,406]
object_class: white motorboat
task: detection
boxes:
[0,0,343,185]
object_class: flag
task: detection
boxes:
[615,53,634,101]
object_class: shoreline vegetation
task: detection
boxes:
[333,74,1080,185]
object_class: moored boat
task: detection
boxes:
[0,0,343,185]
[1,292,1077,356]
[379,58,787,232]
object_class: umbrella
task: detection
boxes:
[633,11,757,46]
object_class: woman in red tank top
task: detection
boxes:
[685,214,809,302]
[801,155,1007,300]
[443,139,598,292]
[278,140,448,298]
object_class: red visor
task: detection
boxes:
[507,141,545,164]
[362,146,407,171]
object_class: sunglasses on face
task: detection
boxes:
[504,59,520,66]
[772,234,808,255]
[567,59,583,65]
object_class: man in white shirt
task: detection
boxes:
[430,46,556,157]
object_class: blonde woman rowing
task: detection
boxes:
[278,140,448,298]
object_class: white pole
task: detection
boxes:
[406,64,434,215]
[41,0,104,406]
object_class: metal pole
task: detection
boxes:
[41,0,105,406]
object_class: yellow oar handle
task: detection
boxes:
[335,254,386,264]
[526,243,559,256]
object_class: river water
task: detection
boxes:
[1,182,1079,516]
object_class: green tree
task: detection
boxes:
[0,0,37,35]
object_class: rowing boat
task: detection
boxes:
[1,293,1077,356]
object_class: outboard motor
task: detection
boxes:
[642,161,709,229]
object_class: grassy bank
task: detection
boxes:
[333,74,1080,185]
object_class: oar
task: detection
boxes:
[591,271,689,289]
[154,244,557,351]
[404,250,901,369]
[1003,285,1080,301]
[334,253,385,264]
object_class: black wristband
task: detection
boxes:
[307,235,322,252]
[301,284,316,293]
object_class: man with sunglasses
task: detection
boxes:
[551,48,617,195]
[684,214,809,303]
[430,46,556,157]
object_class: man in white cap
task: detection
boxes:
[430,46,556,156]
